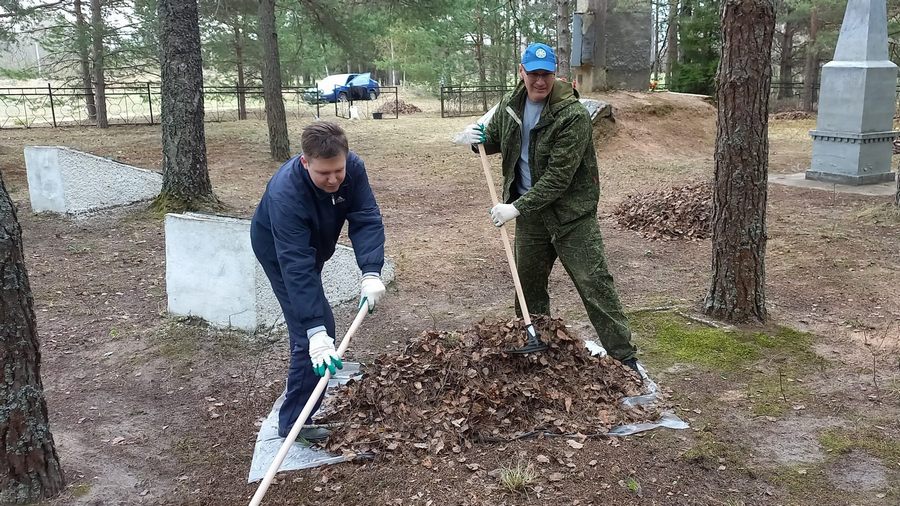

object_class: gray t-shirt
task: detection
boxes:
[516,98,545,196]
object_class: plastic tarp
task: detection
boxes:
[247,363,362,483]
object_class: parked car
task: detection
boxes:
[312,73,380,103]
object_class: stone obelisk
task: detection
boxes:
[807,0,898,185]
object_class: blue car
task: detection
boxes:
[315,73,380,103]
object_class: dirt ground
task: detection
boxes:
[1,90,899,505]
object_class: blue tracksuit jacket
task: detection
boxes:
[250,151,385,337]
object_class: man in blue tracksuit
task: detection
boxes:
[250,121,386,441]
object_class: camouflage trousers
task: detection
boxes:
[513,213,637,361]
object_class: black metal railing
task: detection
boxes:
[331,86,399,120]
[0,83,408,128]
[440,84,512,118]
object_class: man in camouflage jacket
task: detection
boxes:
[455,42,638,371]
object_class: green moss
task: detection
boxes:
[682,439,728,469]
[746,373,809,417]
[630,313,757,369]
[819,428,900,466]
[629,312,824,373]
[149,192,225,215]
[71,483,91,498]
[769,464,831,499]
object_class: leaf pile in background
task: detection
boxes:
[613,182,712,240]
[376,99,423,115]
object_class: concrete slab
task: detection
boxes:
[25,146,162,214]
[769,171,897,196]
[165,212,395,333]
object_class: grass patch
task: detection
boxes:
[746,372,811,417]
[498,460,536,494]
[769,464,834,499]
[682,438,729,469]
[70,483,91,498]
[124,206,167,222]
[856,202,900,226]
[819,428,900,466]
[172,435,222,468]
[680,428,750,471]
[624,476,641,495]
[634,102,675,117]
[150,317,253,364]
[66,242,94,255]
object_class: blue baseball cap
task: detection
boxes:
[521,42,557,73]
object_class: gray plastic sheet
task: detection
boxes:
[584,339,689,436]
[247,363,361,483]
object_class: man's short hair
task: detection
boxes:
[301,121,349,160]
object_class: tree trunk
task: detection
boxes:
[90,0,108,128]
[474,8,487,109]
[156,0,217,211]
[895,172,899,206]
[234,24,247,121]
[705,0,775,323]
[777,20,795,99]
[556,0,572,80]
[258,0,291,161]
[665,0,679,85]
[802,7,818,112]
[390,38,397,86]
[74,0,96,121]
[0,172,66,503]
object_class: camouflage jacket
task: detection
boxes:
[482,79,599,234]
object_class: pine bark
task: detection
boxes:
[90,0,108,128]
[705,0,775,323]
[156,0,217,211]
[258,0,291,161]
[0,172,66,503]
[777,20,795,98]
[234,24,247,121]
[556,0,572,80]
[665,0,679,84]
[802,7,818,112]
[74,0,97,121]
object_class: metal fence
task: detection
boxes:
[440,84,512,118]
[333,86,399,120]
[0,83,400,129]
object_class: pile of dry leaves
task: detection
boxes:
[320,318,658,455]
[376,99,423,115]
[613,182,712,240]
[772,111,813,120]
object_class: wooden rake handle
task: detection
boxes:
[248,302,369,506]
[477,144,534,327]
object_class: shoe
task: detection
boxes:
[298,426,332,442]
[621,358,642,378]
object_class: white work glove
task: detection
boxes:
[360,273,386,312]
[489,203,520,227]
[308,331,342,377]
[452,123,486,145]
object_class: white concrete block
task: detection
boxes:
[165,212,395,333]
[25,146,162,214]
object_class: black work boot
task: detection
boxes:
[298,426,332,442]
[621,358,642,381]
